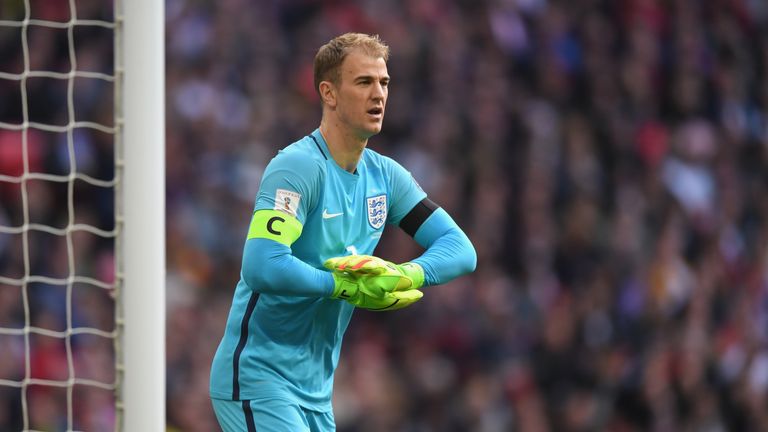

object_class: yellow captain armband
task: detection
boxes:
[247,209,303,246]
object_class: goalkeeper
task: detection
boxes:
[209,33,476,432]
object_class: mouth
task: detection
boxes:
[367,107,383,119]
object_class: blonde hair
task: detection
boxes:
[313,33,390,96]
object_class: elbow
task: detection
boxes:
[446,230,477,277]
[461,241,477,275]
[242,264,269,292]
[445,230,477,277]
[241,239,286,293]
[244,260,291,294]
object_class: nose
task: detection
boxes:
[371,82,385,100]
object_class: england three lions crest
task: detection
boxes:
[366,195,387,229]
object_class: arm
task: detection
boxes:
[242,210,334,297]
[325,201,475,288]
[240,145,335,297]
[245,209,423,310]
[379,156,476,286]
[402,200,477,286]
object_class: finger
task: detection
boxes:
[337,256,373,271]
[378,289,424,311]
[324,257,344,270]
[337,257,390,277]
[374,274,413,291]
[392,289,423,301]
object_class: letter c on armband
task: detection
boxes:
[266,216,284,235]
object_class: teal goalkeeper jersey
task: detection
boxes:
[209,129,426,410]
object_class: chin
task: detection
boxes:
[358,126,382,140]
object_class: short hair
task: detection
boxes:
[313,33,390,96]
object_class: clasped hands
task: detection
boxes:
[326,255,424,311]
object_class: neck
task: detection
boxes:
[319,119,367,173]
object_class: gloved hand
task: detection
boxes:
[325,256,413,297]
[324,255,425,290]
[329,271,423,311]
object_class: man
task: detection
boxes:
[210,33,476,431]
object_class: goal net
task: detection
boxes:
[0,1,164,431]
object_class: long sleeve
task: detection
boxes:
[410,208,477,286]
[242,238,335,297]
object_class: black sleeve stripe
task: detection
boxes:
[399,198,439,237]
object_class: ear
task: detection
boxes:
[319,81,337,108]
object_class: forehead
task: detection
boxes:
[340,49,388,79]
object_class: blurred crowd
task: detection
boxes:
[3,0,768,430]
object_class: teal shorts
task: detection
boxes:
[211,397,335,432]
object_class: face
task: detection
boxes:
[329,49,389,140]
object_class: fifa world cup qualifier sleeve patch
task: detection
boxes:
[247,209,303,246]
[274,188,301,217]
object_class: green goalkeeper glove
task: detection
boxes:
[324,255,425,290]
[325,256,414,298]
[329,271,423,311]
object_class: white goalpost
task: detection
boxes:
[117,0,165,431]
[0,0,164,430]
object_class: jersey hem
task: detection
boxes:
[209,389,333,412]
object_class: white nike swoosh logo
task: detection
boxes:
[322,209,343,219]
